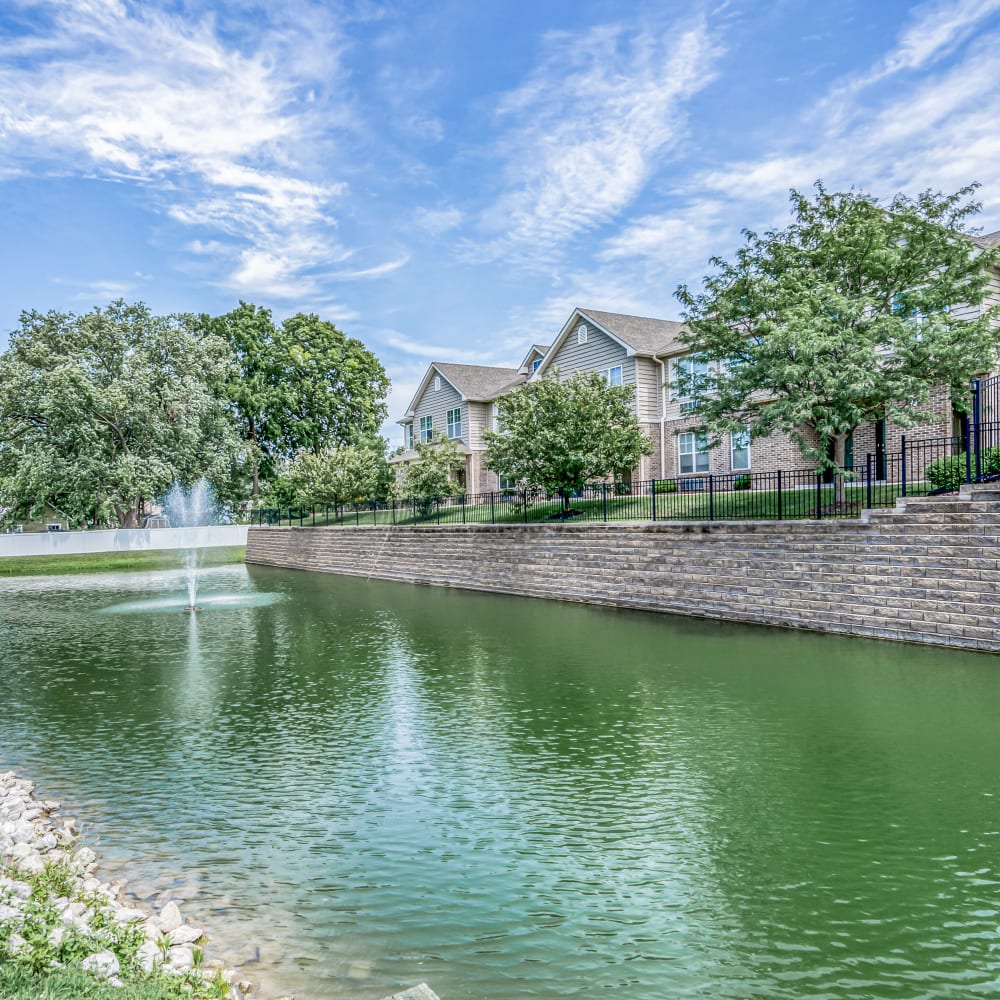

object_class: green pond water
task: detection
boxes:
[1,564,999,999]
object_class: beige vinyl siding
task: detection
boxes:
[634,357,663,423]
[411,374,466,445]
[546,324,637,411]
[467,401,491,450]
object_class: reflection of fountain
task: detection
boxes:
[163,478,214,612]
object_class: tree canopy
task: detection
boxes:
[0,301,239,528]
[484,371,652,508]
[396,434,467,498]
[675,182,1000,478]
[283,441,393,504]
[200,305,390,496]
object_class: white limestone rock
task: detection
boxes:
[170,923,204,945]
[82,950,120,979]
[159,900,183,933]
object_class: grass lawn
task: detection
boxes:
[0,545,246,577]
[263,482,929,528]
[0,965,188,1000]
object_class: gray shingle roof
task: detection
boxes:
[973,230,1000,249]
[578,308,687,355]
[435,363,525,400]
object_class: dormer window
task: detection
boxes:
[433,375,441,391]
[532,358,542,372]
[577,324,588,345]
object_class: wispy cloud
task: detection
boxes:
[0,0,352,300]
[466,15,723,266]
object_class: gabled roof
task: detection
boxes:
[972,230,1000,250]
[400,362,524,420]
[532,307,688,380]
[579,309,687,354]
[517,343,550,373]
[435,363,523,399]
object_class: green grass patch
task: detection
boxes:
[0,963,184,1000]
[0,546,245,577]
[262,482,930,528]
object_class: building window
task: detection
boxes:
[731,428,751,471]
[671,355,709,400]
[499,473,517,491]
[433,374,441,391]
[678,431,709,475]
[419,415,433,443]
[597,365,624,386]
[447,407,462,439]
[405,424,413,449]
[532,358,542,372]
[577,324,588,344]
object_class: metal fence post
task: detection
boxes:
[490,491,496,524]
[461,494,466,524]
[815,474,822,520]
[901,434,907,497]
[602,482,608,522]
[777,470,783,520]
[866,454,872,509]
[963,415,972,484]
[523,491,528,523]
[436,499,441,525]
[651,480,657,522]
[708,474,714,521]
[972,376,982,481]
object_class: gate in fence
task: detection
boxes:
[970,373,1000,481]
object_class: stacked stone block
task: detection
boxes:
[246,484,1000,653]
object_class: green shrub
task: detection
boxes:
[925,447,1000,491]
[732,474,752,490]
[653,479,678,494]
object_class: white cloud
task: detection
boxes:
[468,16,723,265]
[413,205,464,236]
[0,0,352,300]
[332,256,412,280]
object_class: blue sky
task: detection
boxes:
[2,0,1000,441]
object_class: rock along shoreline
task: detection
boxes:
[0,768,261,999]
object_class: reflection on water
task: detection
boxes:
[1,564,999,999]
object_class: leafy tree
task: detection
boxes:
[675,182,1000,502]
[199,301,282,498]
[397,434,467,498]
[0,301,239,528]
[277,313,389,454]
[200,306,390,496]
[484,370,653,512]
[284,441,393,504]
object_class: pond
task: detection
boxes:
[1,563,999,999]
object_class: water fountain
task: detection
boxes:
[163,478,214,612]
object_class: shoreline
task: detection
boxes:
[0,768,264,1000]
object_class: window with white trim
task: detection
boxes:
[678,431,709,475]
[597,365,624,386]
[499,473,517,491]
[731,427,751,471]
[532,358,542,372]
[433,374,441,391]
[419,415,433,443]
[447,407,462,439]
[671,355,709,400]
[405,424,413,449]
[577,324,588,344]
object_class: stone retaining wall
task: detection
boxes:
[246,485,1000,653]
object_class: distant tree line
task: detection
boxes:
[0,300,391,528]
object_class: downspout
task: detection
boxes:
[655,355,668,480]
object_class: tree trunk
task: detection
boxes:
[832,433,848,507]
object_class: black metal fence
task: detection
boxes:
[251,375,1000,529]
